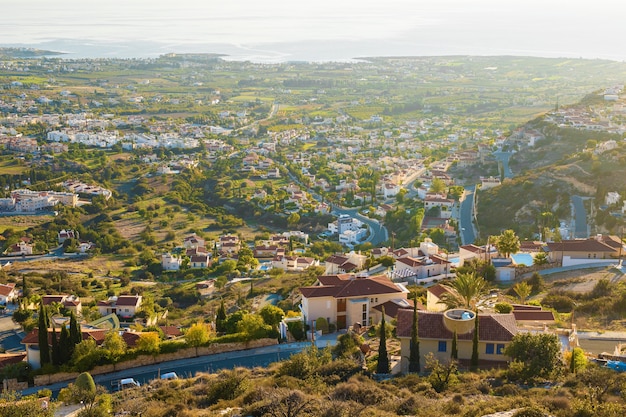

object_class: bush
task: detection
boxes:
[204,368,250,405]
[541,293,575,312]
[315,317,329,334]
[512,407,547,417]
[494,302,513,314]
[287,321,306,341]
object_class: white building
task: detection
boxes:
[162,253,182,271]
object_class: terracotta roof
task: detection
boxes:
[22,327,107,346]
[42,295,67,305]
[0,283,16,297]
[396,310,518,342]
[546,239,616,253]
[600,235,624,250]
[340,262,358,272]
[317,274,352,286]
[372,299,421,318]
[301,275,405,299]
[115,295,141,306]
[325,255,349,265]
[460,244,486,254]
[396,257,422,268]
[427,284,451,298]
[160,325,182,338]
[0,353,26,368]
[190,255,209,263]
[512,310,555,322]
[121,331,142,348]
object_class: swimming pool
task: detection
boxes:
[511,253,534,266]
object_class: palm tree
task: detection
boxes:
[438,272,487,310]
[495,229,520,258]
[513,281,531,304]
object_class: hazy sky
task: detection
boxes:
[3,0,626,61]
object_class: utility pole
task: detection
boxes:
[391,232,396,253]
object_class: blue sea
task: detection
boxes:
[2,0,626,62]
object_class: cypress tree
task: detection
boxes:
[408,297,420,373]
[38,304,50,366]
[376,307,390,374]
[451,330,458,360]
[70,311,81,347]
[22,275,30,298]
[470,312,479,371]
[59,325,71,365]
[216,299,227,333]
[51,325,60,366]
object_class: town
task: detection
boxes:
[1,53,626,417]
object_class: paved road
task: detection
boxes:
[286,171,388,246]
[459,185,477,245]
[332,206,388,246]
[493,151,513,178]
[21,337,338,398]
[0,309,24,352]
[571,196,589,239]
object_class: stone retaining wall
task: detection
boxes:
[34,338,278,387]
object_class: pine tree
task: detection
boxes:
[59,325,71,365]
[51,325,60,366]
[451,330,458,360]
[376,307,390,374]
[470,312,479,371]
[408,297,420,373]
[216,299,227,333]
[38,304,50,366]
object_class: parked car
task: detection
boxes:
[112,377,141,391]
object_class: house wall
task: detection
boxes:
[399,338,510,373]
[302,297,337,325]
[426,293,446,312]
[26,344,42,369]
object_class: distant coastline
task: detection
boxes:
[2,38,626,64]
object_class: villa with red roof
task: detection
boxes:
[0,283,17,305]
[396,310,518,372]
[545,236,623,266]
[97,295,142,319]
[299,274,409,330]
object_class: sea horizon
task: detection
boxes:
[3,0,626,64]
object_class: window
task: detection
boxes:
[485,343,494,354]
[496,344,505,354]
[362,304,367,312]
[370,298,374,303]
[438,341,447,352]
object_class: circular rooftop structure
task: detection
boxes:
[443,308,476,334]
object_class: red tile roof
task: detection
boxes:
[396,310,517,342]
[0,283,16,297]
[396,257,422,268]
[22,328,107,346]
[301,275,405,299]
[427,284,451,298]
[115,295,141,306]
[512,310,555,322]
[546,239,616,253]
[0,353,27,369]
[372,299,421,318]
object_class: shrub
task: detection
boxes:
[494,302,513,314]
[493,383,522,396]
[512,407,547,417]
[287,320,306,341]
[315,317,329,334]
[204,368,250,406]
